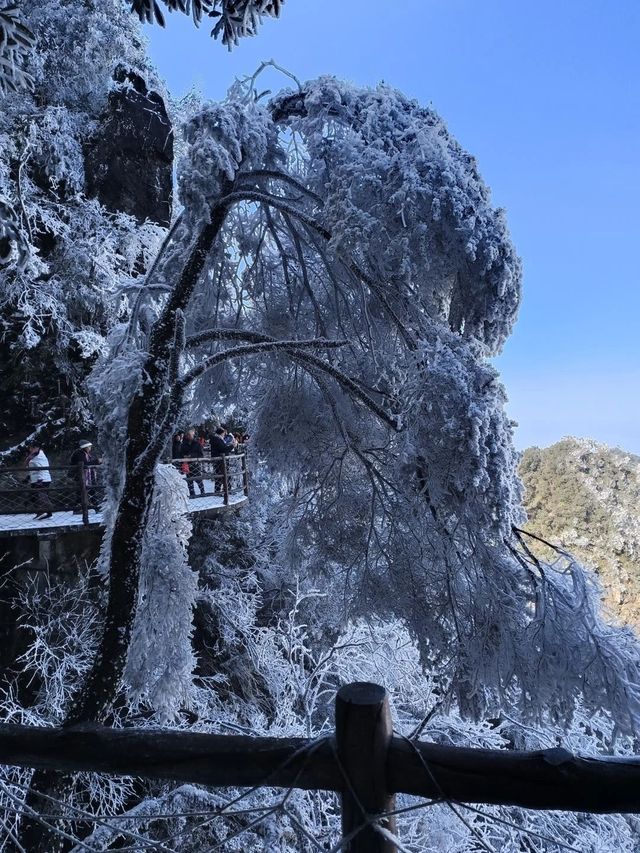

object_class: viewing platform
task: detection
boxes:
[0,453,249,538]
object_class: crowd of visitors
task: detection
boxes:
[4,424,246,522]
[171,425,248,498]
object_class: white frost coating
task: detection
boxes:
[176,76,640,733]
[124,463,197,723]
[0,513,638,850]
[271,76,522,354]
[0,0,165,439]
[178,99,275,224]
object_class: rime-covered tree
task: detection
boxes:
[6,8,640,851]
[0,0,286,95]
[57,69,640,743]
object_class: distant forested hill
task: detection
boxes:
[520,438,640,629]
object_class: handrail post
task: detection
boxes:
[242,452,249,497]
[78,462,89,526]
[222,455,229,505]
[335,682,396,852]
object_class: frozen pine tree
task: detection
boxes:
[123,72,640,728]
[68,69,640,737]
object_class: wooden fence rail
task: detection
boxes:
[1,682,640,851]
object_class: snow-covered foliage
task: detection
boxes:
[131,0,285,47]
[3,3,640,845]
[0,5,34,95]
[125,464,198,721]
[0,0,165,444]
[2,538,638,850]
[160,74,640,734]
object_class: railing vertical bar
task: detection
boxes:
[242,452,249,497]
[222,456,229,505]
[78,462,89,526]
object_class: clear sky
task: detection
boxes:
[146,0,640,453]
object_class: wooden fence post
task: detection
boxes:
[335,682,397,852]
[78,463,89,526]
[222,456,229,505]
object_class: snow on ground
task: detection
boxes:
[0,480,248,535]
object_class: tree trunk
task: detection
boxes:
[19,198,232,851]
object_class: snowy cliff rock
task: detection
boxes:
[84,68,173,227]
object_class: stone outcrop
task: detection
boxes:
[84,68,173,227]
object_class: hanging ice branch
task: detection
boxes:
[0,5,34,95]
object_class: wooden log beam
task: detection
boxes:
[1,721,640,813]
[388,737,640,813]
[0,724,341,792]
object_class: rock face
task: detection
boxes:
[520,438,640,629]
[84,68,173,227]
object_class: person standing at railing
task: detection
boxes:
[209,426,231,495]
[171,431,184,462]
[180,428,206,497]
[25,443,53,520]
[222,426,237,451]
[70,440,102,514]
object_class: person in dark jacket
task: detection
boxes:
[70,440,102,513]
[209,426,231,494]
[171,431,184,461]
[181,428,205,497]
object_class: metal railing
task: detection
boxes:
[0,453,249,532]
[0,463,103,528]
[169,452,249,506]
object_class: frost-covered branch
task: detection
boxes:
[179,336,347,387]
[130,0,285,48]
[237,169,323,205]
[186,327,400,429]
[220,187,418,349]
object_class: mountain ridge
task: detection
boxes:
[519,436,640,628]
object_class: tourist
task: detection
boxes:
[26,443,53,520]
[70,440,102,513]
[210,426,231,494]
[171,431,183,460]
[222,426,237,451]
[181,428,205,497]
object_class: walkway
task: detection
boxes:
[0,455,249,536]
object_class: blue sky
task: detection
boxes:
[146,0,640,453]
